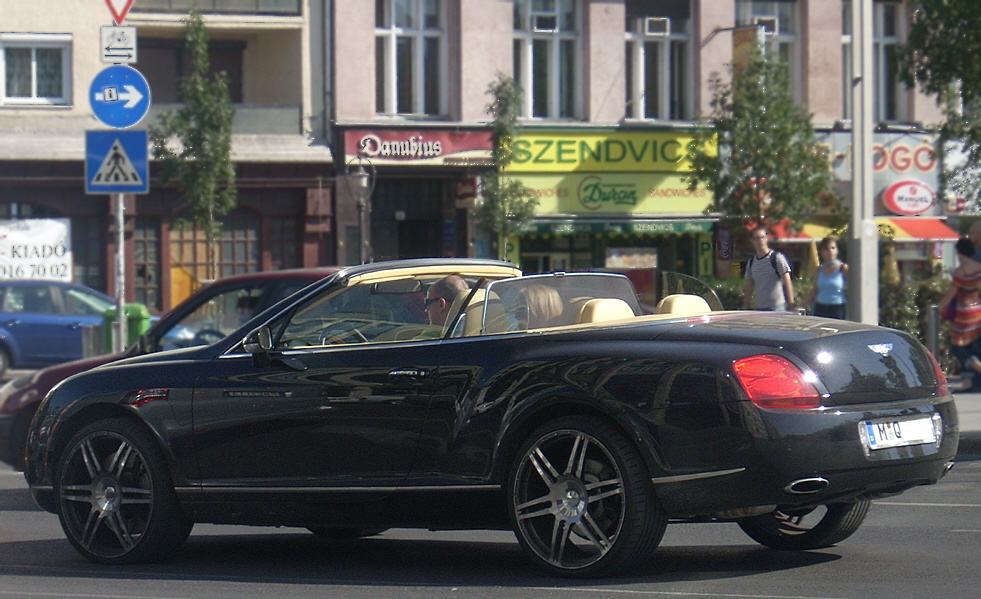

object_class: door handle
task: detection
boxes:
[388,368,430,378]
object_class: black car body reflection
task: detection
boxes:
[24,259,958,577]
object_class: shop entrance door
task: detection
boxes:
[521,252,571,274]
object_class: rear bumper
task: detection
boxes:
[651,396,959,518]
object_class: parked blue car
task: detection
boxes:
[0,280,115,376]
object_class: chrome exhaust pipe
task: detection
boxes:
[784,477,829,494]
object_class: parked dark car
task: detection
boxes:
[0,267,339,470]
[25,259,959,577]
[0,279,116,376]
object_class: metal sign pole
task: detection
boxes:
[848,0,878,324]
[115,192,127,352]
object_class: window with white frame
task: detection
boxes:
[1,33,71,106]
[513,0,579,119]
[735,1,799,99]
[624,1,692,121]
[841,1,906,123]
[375,0,445,117]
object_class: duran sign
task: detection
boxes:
[882,179,935,216]
[344,129,493,166]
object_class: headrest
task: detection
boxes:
[655,294,712,316]
[574,298,635,324]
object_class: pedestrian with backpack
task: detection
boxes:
[742,225,795,311]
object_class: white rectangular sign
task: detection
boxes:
[0,219,73,281]
[101,26,137,64]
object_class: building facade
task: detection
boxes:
[0,0,332,312]
[334,0,953,280]
[0,1,955,311]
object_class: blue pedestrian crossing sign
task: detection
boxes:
[85,130,149,194]
[89,65,151,129]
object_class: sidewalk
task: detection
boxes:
[953,390,981,456]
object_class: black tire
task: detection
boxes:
[738,500,872,550]
[55,418,193,564]
[506,416,666,577]
[307,527,388,540]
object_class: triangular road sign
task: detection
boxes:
[105,0,135,26]
[91,139,143,187]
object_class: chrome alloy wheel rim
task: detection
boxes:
[59,432,153,559]
[513,430,625,570]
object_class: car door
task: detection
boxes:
[189,276,441,490]
[0,284,69,365]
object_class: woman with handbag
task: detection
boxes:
[939,237,981,389]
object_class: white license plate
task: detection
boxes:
[862,415,938,450]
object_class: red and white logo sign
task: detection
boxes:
[105,0,135,26]
[883,180,935,216]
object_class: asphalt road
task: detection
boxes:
[1,456,979,599]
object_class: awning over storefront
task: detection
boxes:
[875,217,960,241]
[772,218,959,242]
[770,221,839,242]
[519,218,716,235]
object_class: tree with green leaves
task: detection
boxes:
[685,42,840,234]
[475,73,538,261]
[899,0,981,207]
[149,7,236,278]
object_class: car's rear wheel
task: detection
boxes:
[55,418,193,564]
[507,416,666,577]
[738,500,872,550]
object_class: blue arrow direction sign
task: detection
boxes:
[85,130,149,194]
[89,65,151,129]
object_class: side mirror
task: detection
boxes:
[136,333,151,354]
[243,325,273,353]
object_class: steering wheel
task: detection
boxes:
[192,328,226,345]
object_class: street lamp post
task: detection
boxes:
[347,157,376,264]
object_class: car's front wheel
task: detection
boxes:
[507,416,666,577]
[738,500,872,550]
[55,418,193,564]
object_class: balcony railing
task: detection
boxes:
[142,104,303,135]
[133,1,301,16]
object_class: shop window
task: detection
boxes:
[72,216,104,291]
[134,217,162,312]
[170,209,260,288]
[375,0,445,117]
[513,0,579,119]
[735,0,799,101]
[624,1,691,121]
[0,33,71,106]
[269,217,300,270]
[0,204,102,290]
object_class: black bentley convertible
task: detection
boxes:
[25,258,959,577]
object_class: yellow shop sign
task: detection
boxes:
[513,173,712,215]
[506,131,712,174]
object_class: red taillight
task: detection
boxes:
[733,354,821,409]
[926,349,949,396]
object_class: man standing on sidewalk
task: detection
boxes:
[742,225,796,312]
